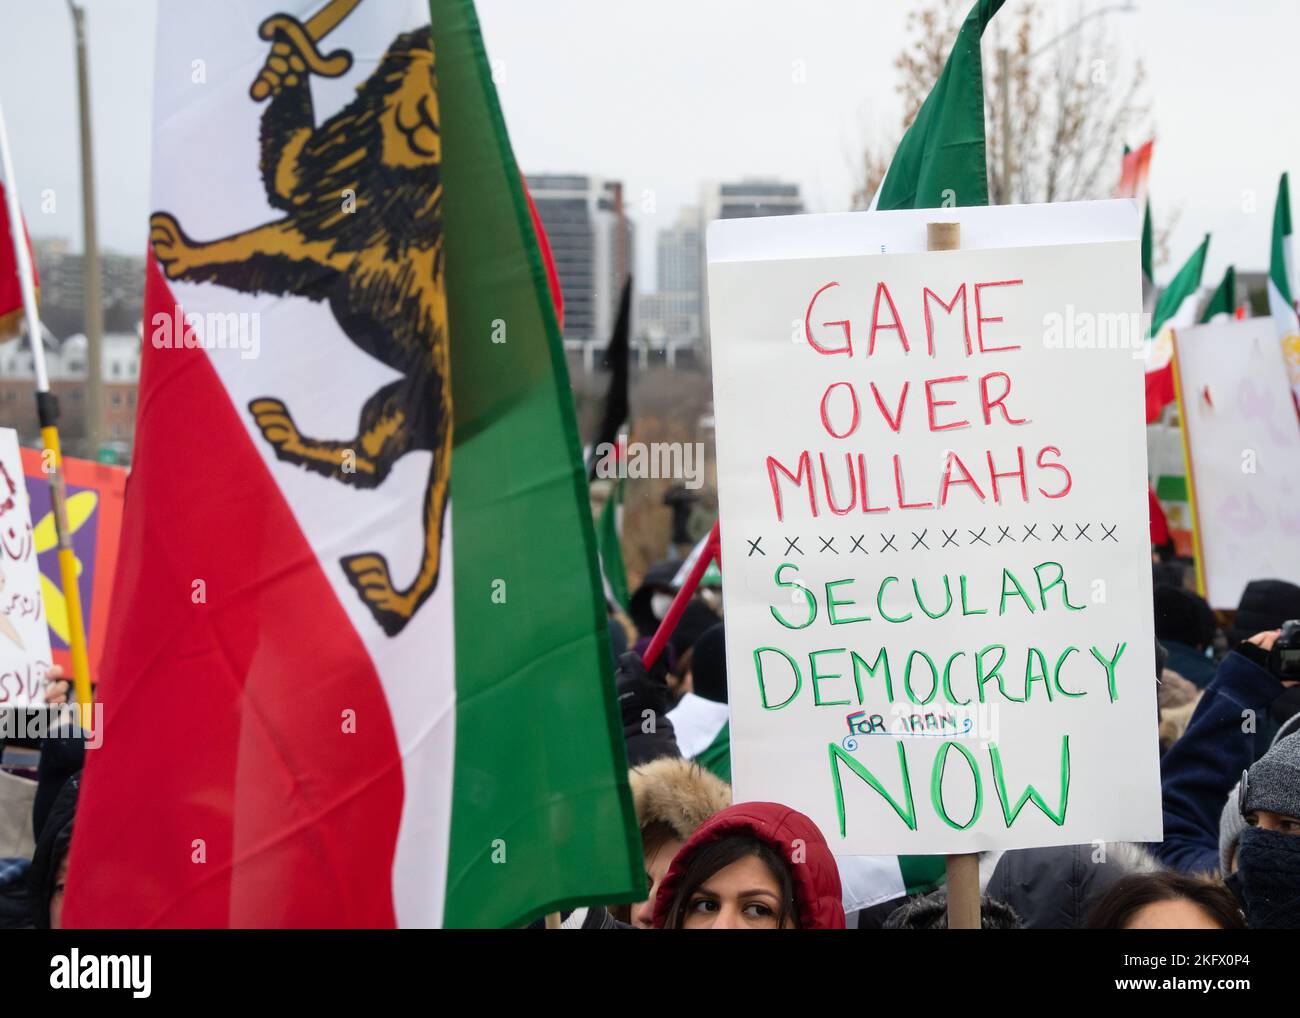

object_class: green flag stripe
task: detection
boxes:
[432,0,642,928]
[1141,200,1153,287]
[1150,234,1210,337]
[876,0,1005,211]
[899,855,947,895]
[1271,172,1293,305]
[695,721,732,784]
[1199,265,1236,323]
[597,477,630,611]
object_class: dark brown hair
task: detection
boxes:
[641,821,681,864]
[664,833,798,929]
[1086,872,1246,930]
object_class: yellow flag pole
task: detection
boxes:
[0,103,94,730]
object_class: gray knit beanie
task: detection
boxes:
[1219,784,1247,873]
[1242,731,1300,818]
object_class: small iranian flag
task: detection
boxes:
[1145,234,1210,422]
[1118,144,1156,317]
[1117,140,1154,206]
[596,476,630,612]
[1140,201,1156,315]
[65,0,641,928]
[1199,265,1237,324]
[1268,173,1300,403]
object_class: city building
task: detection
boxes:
[525,174,634,372]
[637,206,704,367]
[697,178,804,359]
[31,238,146,338]
[700,178,804,222]
[0,328,142,459]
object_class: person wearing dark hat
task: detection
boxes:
[666,623,731,781]
[614,652,681,766]
[1226,579,1300,647]
[1236,729,1300,928]
[1153,627,1297,875]
[687,622,728,706]
[1154,584,1219,687]
[627,559,685,642]
[663,599,720,705]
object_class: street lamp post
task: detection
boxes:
[68,0,102,457]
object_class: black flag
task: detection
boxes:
[589,276,632,480]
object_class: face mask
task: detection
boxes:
[1237,825,1300,929]
[651,592,674,620]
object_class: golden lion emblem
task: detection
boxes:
[149,6,451,637]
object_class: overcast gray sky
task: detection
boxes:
[2,0,1297,291]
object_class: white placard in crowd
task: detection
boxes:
[0,427,52,707]
[707,201,1162,855]
[1175,318,1300,610]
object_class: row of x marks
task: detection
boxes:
[746,523,1120,557]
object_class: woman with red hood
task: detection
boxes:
[652,802,844,929]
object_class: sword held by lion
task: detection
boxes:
[149,0,452,637]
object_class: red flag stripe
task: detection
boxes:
[64,263,404,927]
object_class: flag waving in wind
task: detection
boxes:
[65,0,641,929]
[1200,265,1237,324]
[1117,140,1153,206]
[0,180,37,341]
[1145,234,1210,422]
[1269,173,1300,405]
[873,0,1005,210]
[1118,142,1156,315]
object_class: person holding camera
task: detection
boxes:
[1153,622,1300,877]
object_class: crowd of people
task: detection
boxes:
[1,559,1296,929]
[551,560,1300,930]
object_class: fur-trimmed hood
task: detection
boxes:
[628,756,731,841]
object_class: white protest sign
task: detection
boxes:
[0,428,52,707]
[1175,318,1300,609]
[708,201,1161,855]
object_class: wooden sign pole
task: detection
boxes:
[927,220,980,931]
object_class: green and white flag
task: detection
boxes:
[1141,200,1156,316]
[597,477,630,612]
[1199,265,1237,323]
[1151,234,1211,338]
[672,528,722,589]
[434,0,643,925]
[67,0,643,930]
[872,0,1005,211]
[1144,235,1208,421]
[1269,172,1297,334]
[1268,173,1300,399]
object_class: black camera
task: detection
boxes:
[1271,620,1300,681]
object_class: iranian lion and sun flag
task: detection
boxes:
[52,0,1300,930]
[63,0,642,928]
